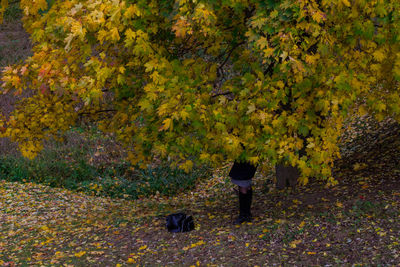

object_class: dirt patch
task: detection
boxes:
[0,18,32,115]
[0,18,32,156]
[0,19,32,67]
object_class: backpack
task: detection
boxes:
[166,213,195,233]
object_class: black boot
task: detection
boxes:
[233,188,252,224]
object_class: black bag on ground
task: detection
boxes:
[166,213,194,233]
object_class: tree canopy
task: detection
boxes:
[0,0,399,185]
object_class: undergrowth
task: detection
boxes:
[0,154,209,200]
[3,1,22,21]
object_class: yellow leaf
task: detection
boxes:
[270,10,278,18]
[298,221,305,228]
[353,163,367,171]
[373,49,385,62]
[276,81,285,89]
[263,47,274,58]
[183,240,205,251]
[312,12,324,23]
[172,17,191,38]
[124,28,136,46]
[124,4,141,18]
[249,156,259,165]
[181,160,193,173]
[127,258,135,263]
[54,251,65,259]
[247,103,256,114]
[251,17,267,29]
[110,27,120,42]
[74,251,86,257]
[305,54,319,65]
[180,109,189,120]
[341,0,351,7]
[358,106,367,116]
[144,60,157,72]
[139,245,147,250]
[376,102,386,112]
[289,239,301,248]
[307,142,315,149]
[361,183,370,189]
[256,36,268,49]
[160,118,173,131]
[70,21,86,38]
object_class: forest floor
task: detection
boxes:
[0,14,400,267]
[0,118,399,266]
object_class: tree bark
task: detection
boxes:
[275,164,299,190]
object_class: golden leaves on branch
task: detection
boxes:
[0,0,399,185]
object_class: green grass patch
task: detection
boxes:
[0,154,209,200]
[3,1,22,21]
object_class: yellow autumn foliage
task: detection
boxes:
[0,0,399,185]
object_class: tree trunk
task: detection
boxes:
[275,164,299,190]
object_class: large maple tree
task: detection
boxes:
[1,0,399,185]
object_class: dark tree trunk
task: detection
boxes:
[275,164,299,190]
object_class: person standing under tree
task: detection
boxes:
[229,161,257,224]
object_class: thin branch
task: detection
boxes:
[78,109,116,116]
[218,41,245,72]
[211,91,233,98]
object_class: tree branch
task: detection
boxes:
[211,91,233,98]
[78,109,116,116]
[218,41,245,72]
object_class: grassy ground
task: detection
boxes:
[0,124,210,200]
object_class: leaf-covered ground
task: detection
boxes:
[1,119,400,266]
